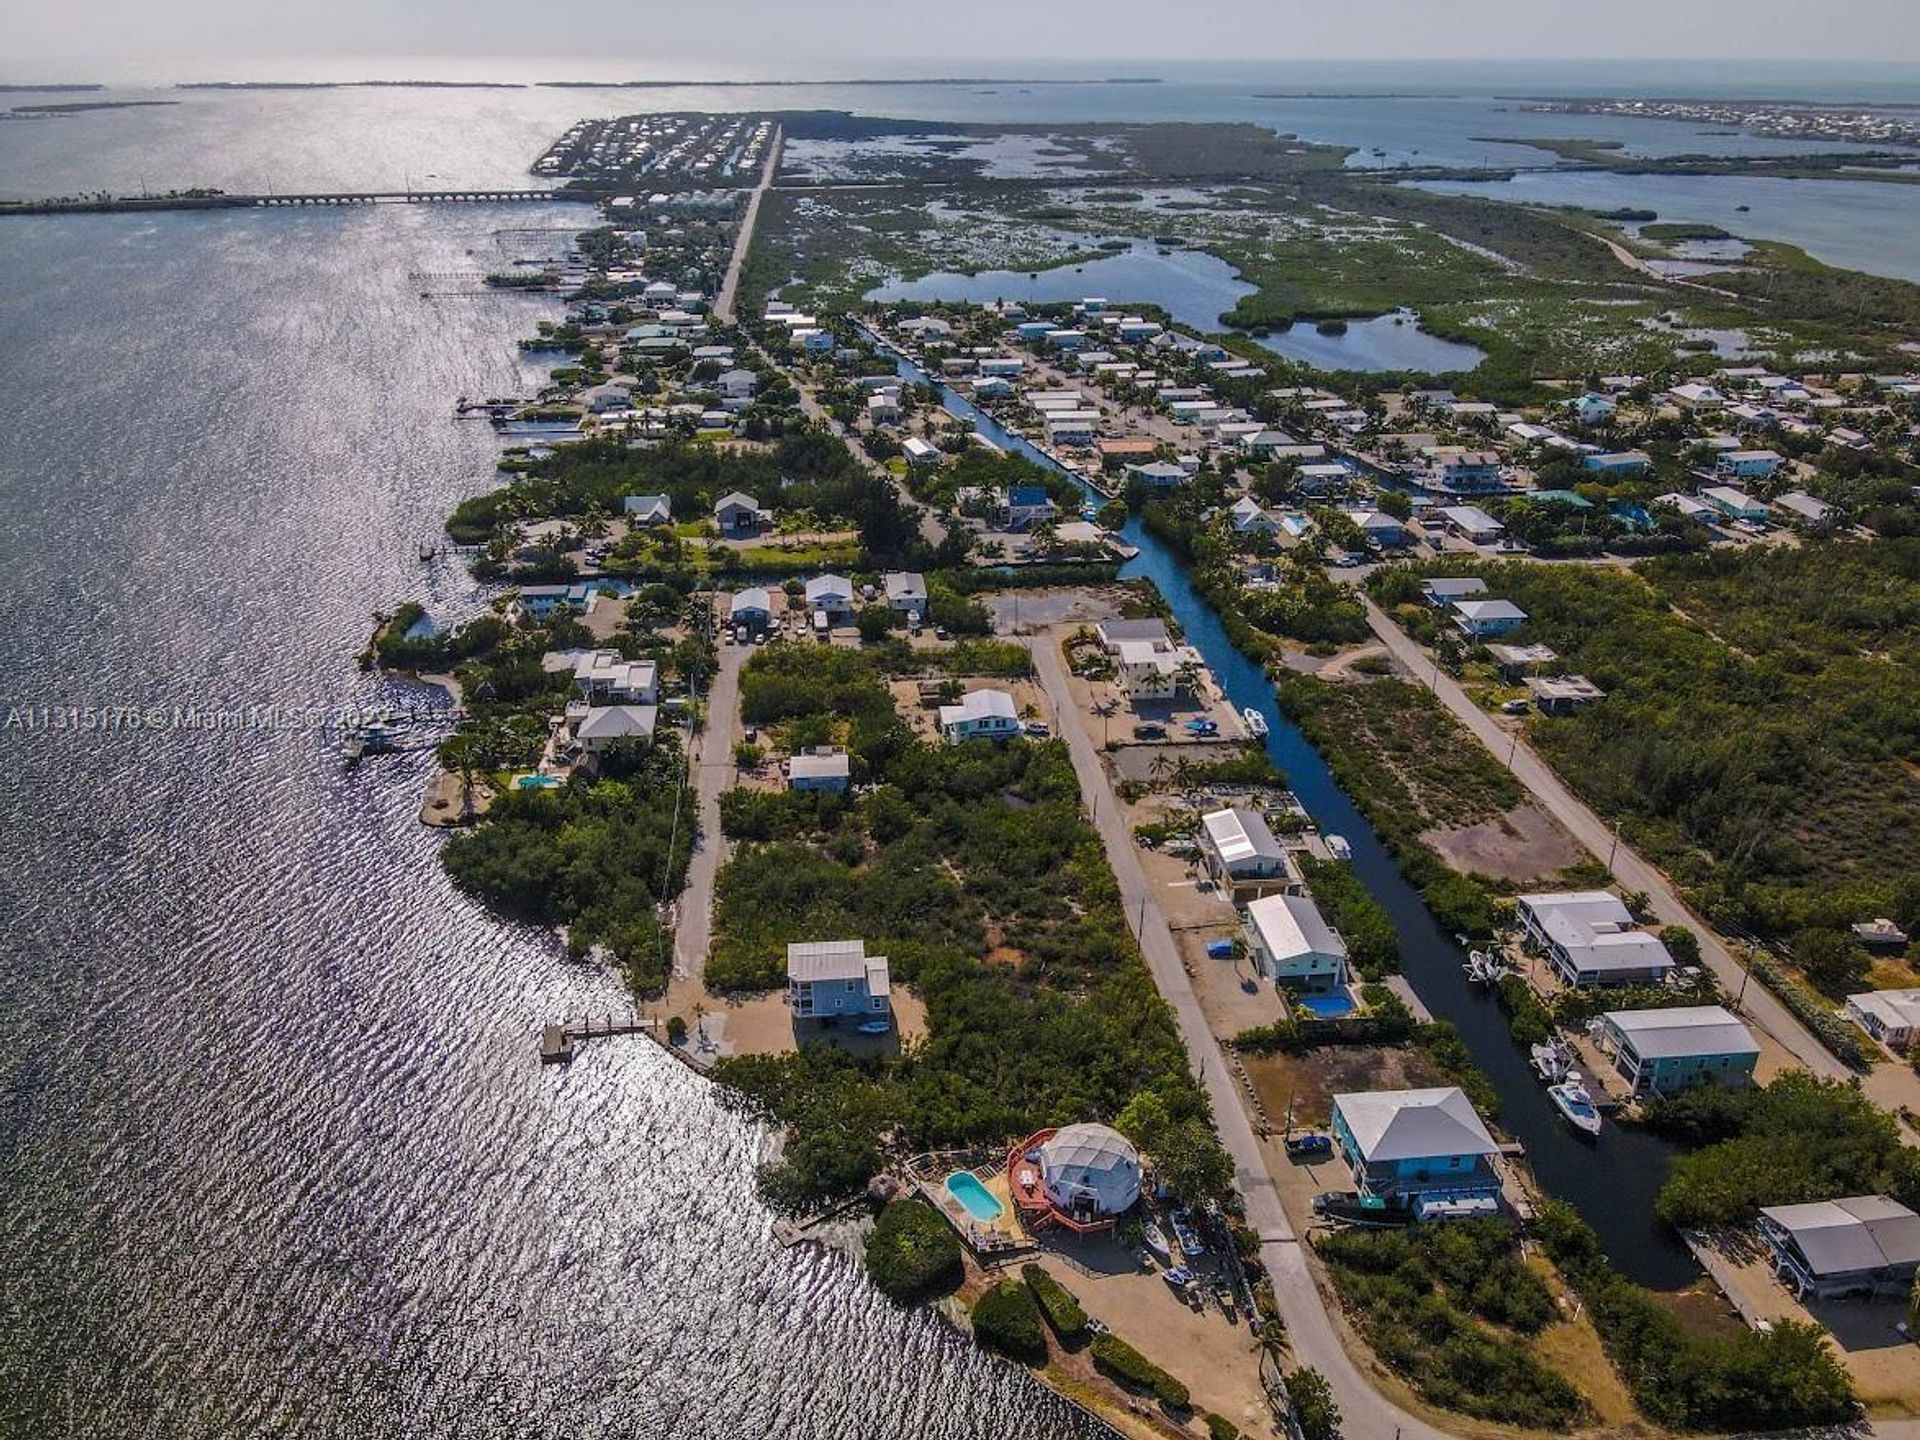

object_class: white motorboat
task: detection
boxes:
[1530,1039,1575,1084]
[1241,707,1270,738]
[1548,1077,1603,1138]
[1143,1221,1172,1261]
[1324,834,1353,860]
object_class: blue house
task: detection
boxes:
[1331,1088,1502,1211]
[1597,1006,1759,1099]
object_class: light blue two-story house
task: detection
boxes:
[1330,1087,1503,1211]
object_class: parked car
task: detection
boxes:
[1285,1132,1334,1160]
[1024,720,1050,737]
[1133,722,1167,739]
[1501,699,1529,716]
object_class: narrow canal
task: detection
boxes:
[885,342,1696,1289]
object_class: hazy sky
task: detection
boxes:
[7,0,1920,78]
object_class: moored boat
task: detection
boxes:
[1530,1038,1575,1083]
[1548,1077,1603,1138]
[1241,707,1269,738]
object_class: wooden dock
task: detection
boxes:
[538,1011,652,1064]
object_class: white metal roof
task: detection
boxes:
[1761,1196,1920,1276]
[1453,599,1528,623]
[1334,1087,1499,1164]
[804,574,852,602]
[940,689,1017,725]
[787,940,869,983]
[1603,1005,1757,1060]
[576,705,657,741]
[1245,893,1346,964]
[1202,807,1284,869]
[789,753,850,781]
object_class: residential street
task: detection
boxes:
[668,638,746,999]
[1359,596,1890,1094]
[1031,637,1455,1440]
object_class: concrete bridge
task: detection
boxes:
[0,190,598,217]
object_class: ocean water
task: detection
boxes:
[1410,169,1920,284]
[0,206,1104,1438]
[4,67,1918,202]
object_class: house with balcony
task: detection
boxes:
[1330,1088,1503,1212]
[1243,893,1347,992]
[1595,1006,1759,1098]
[786,940,891,1023]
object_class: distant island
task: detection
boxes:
[175,80,527,90]
[0,83,104,92]
[536,76,1136,89]
[11,99,179,114]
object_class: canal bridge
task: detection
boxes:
[0,190,598,217]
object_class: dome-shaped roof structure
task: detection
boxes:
[1038,1123,1141,1217]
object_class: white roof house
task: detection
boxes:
[1452,598,1528,636]
[575,704,658,752]
[1422,576,1488,607]
[788,752,851,790]
[1038,1123,1141,1217]
[785,939,891,1021]
[938,688,1020,742]
[1518,891,1676,987]
[1846,988,1920,1052]
[1331,1087,1503,1209]
[570,649,659,704]
[1434,505,1504,541]
[1200,806,1293,888]
[1333,1087,1499,1166]
[714,491,763,530]
[1243,893,1347,990]
[1759,1195,1920,1300]
[804,574,854,611]
[902,436,942,466]
[883,571,928,611]
[1597,1006,1759,1097]
[729,586,772,620]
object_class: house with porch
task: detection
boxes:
[785,940,891,1023]
[1330,1088,1503,1213]
[1758,1196,1920,1301]
[1517,891,1677,988]
[938,689,1020,743]
[1594,1006,1759,1098]
[1199,807,1300,897]
[1243,893,1347,992]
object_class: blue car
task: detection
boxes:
[1284,1132,1333,1160]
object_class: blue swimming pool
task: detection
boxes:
[945,1171,1005,1223]
[1298,992,1356,1019]
[515,773,562,790]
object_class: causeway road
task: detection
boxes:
[713,126,782,325]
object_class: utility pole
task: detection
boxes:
[1607,821,1621,876]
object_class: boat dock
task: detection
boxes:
[538,1011,653,1064]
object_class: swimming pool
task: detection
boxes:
[515,773,562,790]
[944,1171,1005,1223]
[1298,991,1356,1019]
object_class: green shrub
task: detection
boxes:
[1285,1367,1341,1440]
[1090,1333,1190,1410]
[865,1200,962,1302]
[1021,1263,1088,1344]
[971,1279,1048,1365]
[1204,1414,1240,1440]
[1532,1200,1856,1431]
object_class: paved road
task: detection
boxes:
[669,638,746,994]
[713,127,782,325]
[1032,637,1454,1440]
[1361,597,1853,1083]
